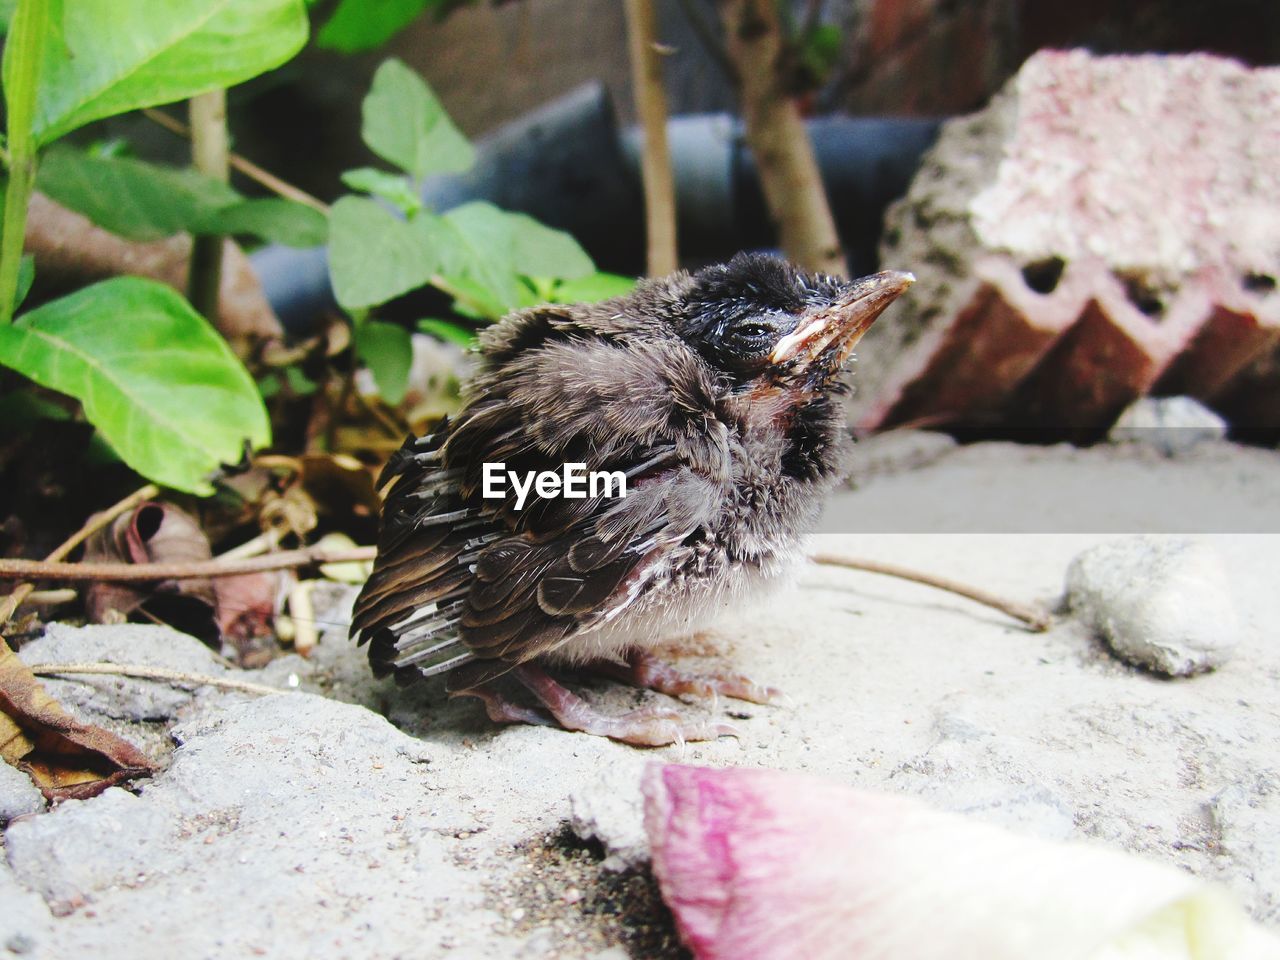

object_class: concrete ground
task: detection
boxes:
[2,438,1278,959]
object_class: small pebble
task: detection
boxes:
[1108,396,1227,456]
[1065,536,1239,675]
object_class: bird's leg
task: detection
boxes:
[450,684,556,728]
[591,649,783,705]
[512,663,739,747]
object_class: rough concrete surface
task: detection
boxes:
[3,441,1279,959]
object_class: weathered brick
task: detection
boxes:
[858,50,1280,434]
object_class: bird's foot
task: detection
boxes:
[504,664,738,746]
[593,650,783,705]
[452,683,556,728]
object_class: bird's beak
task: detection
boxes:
[769,270,914,370]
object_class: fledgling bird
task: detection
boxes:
[350,254,912,745]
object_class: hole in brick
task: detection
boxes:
[1243,273,1276,294]
[1118,272,1165,318]
[1021,257,1065,294]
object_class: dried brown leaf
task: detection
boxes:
[0,640,155,803]
[215,569,288,667]
[298,453,381,519]
[83,502,218,643]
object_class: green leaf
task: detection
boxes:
[327,196,439,309]
[0,278,270,494]
[14,255,35,312]
[33,0,309,145]
[356,319,412,404]
[417,317,476,347]
[446,202,594,280]
[212,198,328,248]
[424,202,595,314]
[38,146,240,241]
[554,272,637,304]
[38,147,327,247]
[362,58,473,179]
[0,0,15,36]
[433,273,510,321]
[340,167,422,218]
[316,0,432,54]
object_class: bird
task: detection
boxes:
[350,253,912,745]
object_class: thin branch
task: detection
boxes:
[719,0,845,276]
[352,387,408,439]
[0,545,377,584]
[326,362,358,452]
[143,108,330,213]
[54,483,161,562]
[188,90,229,321]
[216,527,284,562]
[24,589,78,606]
[809,552,1052,632]
[674,0,738,82]
[0,483,159,623]
[625,0,679,276]
[27,662,287,697]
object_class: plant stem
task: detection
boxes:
[142,108,329,213]
[719,0,845,277]
[0,0,50,324]
[808,551,1052,632]
[27,662,287,697]
[0,483,159,624]
[625,0,679,277]
[0,545,377,583]
[187,89,230,321]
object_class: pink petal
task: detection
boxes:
[643,764,1276,960]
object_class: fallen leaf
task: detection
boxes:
[83,501,218,643]
[215,569,290,668]
[314,531,374,583]
[0,640,155,802]
[298,452,382,519]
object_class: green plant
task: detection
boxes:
[313,0,469,55]
[327,58,634,405]
[0,0,312,494]
[0,3,632,493]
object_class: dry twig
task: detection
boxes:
[0,545,377,584]
[143,108,329,213]
[0,483,160,623]
[27,662,286,697]
[809,552,1052,632]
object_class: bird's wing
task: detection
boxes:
[351,337,731,686]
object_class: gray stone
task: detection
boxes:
[1109,396,1228,456]
[1065,536,1239,675]
[18,624,235,722]
[0,761,44,823]
[0,864,52,957]
[568,761,650,871]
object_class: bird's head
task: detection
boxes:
[671,253,914,397]
[473,253,912,486]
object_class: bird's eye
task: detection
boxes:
[734,322,772,340]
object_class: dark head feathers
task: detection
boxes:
[478,253,848,380]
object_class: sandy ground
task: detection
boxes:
[2,438,1278,958]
